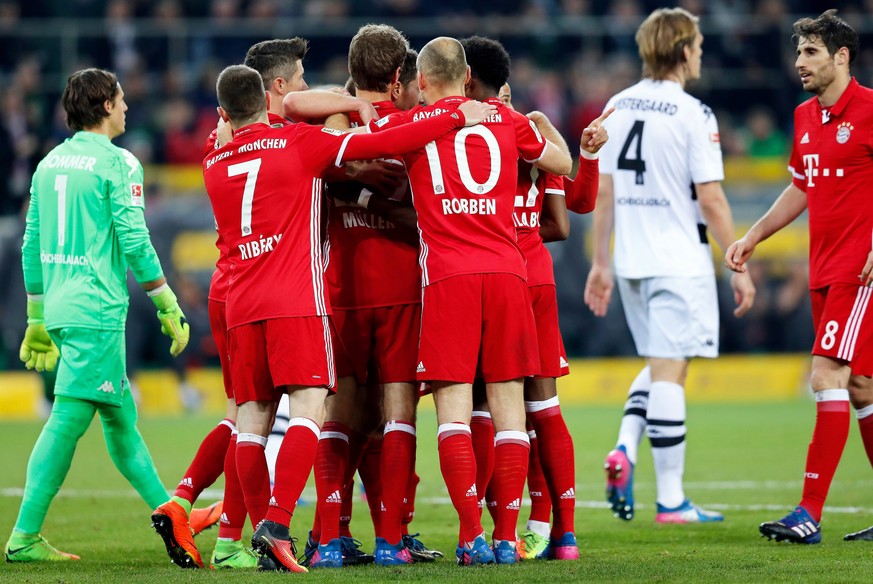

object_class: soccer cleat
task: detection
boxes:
[210,540,258,569]
[547,532,579,560]
[492,539,519,564]
[457,534,496,566]
[656,500,724,524]
[605,446,635,520]
[374,537,413,566]
[190,501,223,536]
[310,538,343,568]
[844,525,873,541]
[151,500,204,568]
[251,520,307,573]
[5,534,80,562]
[298,531,317,567]
[518,530,549,560]
[340,536,375,565]
[402,533,444,562]
[759,506,821,544]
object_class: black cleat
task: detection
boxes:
[844,525,873,541]
[402,533,444,562]
[759,507,821,544]
[340,536,375,565]
[298,531,317,568]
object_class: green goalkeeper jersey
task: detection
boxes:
[22,131,165,331]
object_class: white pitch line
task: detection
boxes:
[1,488,871,515]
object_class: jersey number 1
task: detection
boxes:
[228,159,262,236]
[618,120,646,185]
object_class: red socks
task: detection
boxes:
[266,418,321,527]
[799,390,851,522]
[174,419,234,504]
[470,411,495,515]
[402,472,420,534]
[218,433,246,540]
[438,423,483,543]
[527,398,576,537]
[856,405,873,467]
[527,428,552,524]
[235,434,271,527]
[380,421,416,545]
[490,430,530,541]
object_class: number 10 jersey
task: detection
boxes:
[598,79,724,279]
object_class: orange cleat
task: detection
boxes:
[151,500,204,569]
[190,501,223,536]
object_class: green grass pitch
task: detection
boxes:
[2,400,872,583]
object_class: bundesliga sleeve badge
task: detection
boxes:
[130,183,143,207]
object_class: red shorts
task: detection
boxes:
[208,300,234,400]
[332,303,421,384]
[811,284,873,376]
[418,273,538,383]
[228,316,336,405]
[529,284,570,378]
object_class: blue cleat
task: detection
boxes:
[373,537,413,566]
[546,532,579,560]
[310,538,343,568]
[604,445,635,520]
[457,534,495,566]
[492,539,519,564]
[759,506,821,544]
[656,500,724,524]
[298,531,317,567]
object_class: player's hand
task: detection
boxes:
[730,270,756,317]
[458,100,497,127]
[345,160,407,195]
[725,237,755,273]
[148,285,190,357]
[859,249,873,287]
[355,99,378,125]
[580,107,615,154]
[584,263,614,317]
[20,324,60,372]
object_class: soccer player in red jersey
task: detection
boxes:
[202,64,494,571]
[151,38,310,571]
[369,37,572,565]
[726,10,873,544]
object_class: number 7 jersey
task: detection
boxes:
[598,79,724,279]
[373,96,547,286]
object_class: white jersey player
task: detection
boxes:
[585,7,755,525]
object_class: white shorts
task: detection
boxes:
[617,275,719,359]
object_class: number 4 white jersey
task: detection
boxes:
[599,79,724,278]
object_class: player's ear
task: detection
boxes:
[464,66,471,86]
[391,67,401,86]
[104,99,113,114]
[217,106,230,123]
[836,46,849,67]
[265,91,271,111]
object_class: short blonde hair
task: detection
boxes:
[635,8,699,80]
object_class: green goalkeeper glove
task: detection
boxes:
[147,284,190,357]
[19,297,60,372]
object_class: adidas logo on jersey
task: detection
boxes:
[800,132,810,144]
[325,490,342,504]
[178,477,193,488]
[560,356,569,368]
[417,362,426,373]
[465,485,478,498]
[506,498,521,511]
[269,497,277,507]
[560,488,576,500]
[220,512,229,525]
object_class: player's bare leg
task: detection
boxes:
[484,379,528,564]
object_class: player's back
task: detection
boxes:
[599,79,724,279]
[203,122,336,328]
[399,96,542,285]
[27,131,147,331]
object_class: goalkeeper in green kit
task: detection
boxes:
[4,68,199,562]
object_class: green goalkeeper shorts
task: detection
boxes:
[48,327,129,407]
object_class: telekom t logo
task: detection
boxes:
[803,154,819,187]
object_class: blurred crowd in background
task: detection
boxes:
[2,0,871,374]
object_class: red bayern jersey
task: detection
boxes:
[206,112,292,303]
[326,100,419,308]
[514,163,564,286]
[373,96,548,285]
[788,78,873,289]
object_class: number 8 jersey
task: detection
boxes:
[373,96,548,286]
[598,79,724,279]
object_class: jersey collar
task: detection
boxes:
[73,131,112,144]
[821,77,859,120]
